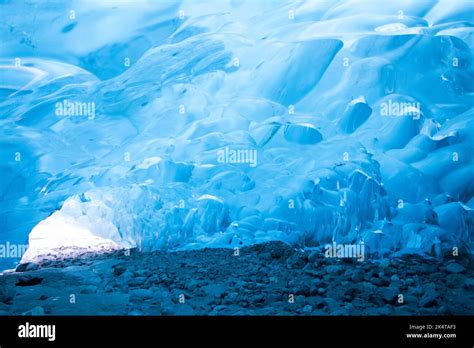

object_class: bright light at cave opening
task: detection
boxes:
[20,196,123,264]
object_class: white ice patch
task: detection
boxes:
[21,196,125,263]
[374,23,408,33]
[136,156,162,169]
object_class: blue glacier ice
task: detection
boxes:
[0,0,473,267]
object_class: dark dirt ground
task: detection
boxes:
[0,242,473,316]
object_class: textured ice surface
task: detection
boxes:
[0,0,473,265]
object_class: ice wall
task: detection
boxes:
[0,0,473,264]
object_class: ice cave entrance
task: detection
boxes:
[20,196,124,264]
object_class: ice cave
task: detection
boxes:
[0,0,472,317]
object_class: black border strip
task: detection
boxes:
[0,315,472,346]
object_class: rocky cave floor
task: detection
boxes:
[0,242,473,316]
